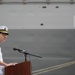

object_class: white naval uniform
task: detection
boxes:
[0,47,4,75]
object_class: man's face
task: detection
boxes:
[0,33,7,43]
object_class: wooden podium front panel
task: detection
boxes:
[15,61,31,75]
[5,61,31,75]
[4,66,16,75]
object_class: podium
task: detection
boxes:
[4,61,31,75]
[4,48,42,75]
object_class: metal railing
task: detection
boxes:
[0,0,75,4]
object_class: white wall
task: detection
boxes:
[0,4,75,29]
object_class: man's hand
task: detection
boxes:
[6,63,17,66]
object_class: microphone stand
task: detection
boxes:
[18,51,42,61]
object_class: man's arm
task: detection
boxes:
[0,61,16,67]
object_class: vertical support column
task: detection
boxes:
[46,0,50,4]
[23,0,26,4]
[70,0,74,4]
[0,0,2,4]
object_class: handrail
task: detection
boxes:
[0,0,75,4]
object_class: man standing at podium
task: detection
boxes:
[0,26,16,75]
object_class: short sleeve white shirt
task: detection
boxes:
[0,47,4,75]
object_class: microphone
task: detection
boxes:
[13,48,26,53]
[13,48,42,59]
